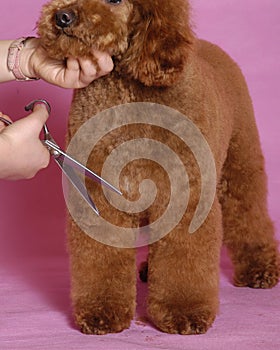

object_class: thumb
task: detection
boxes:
[25,103,50,135]
[32,103,50,123]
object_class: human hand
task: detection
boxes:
[0,104,50,180]
[20,38,114,88]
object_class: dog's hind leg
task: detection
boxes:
[220,109,279,289]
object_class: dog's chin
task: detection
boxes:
[40,28,126,61]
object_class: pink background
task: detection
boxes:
[0,1,279,349]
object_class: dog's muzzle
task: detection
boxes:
[55,9,76,28]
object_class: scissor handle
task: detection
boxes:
[0,116,12,126]
[25,99,51,114]
[24,100,52,141]
[0,100,51,127]
[24,99,60,157]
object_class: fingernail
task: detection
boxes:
[34,103,48,112]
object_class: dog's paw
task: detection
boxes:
[232,243,280,289]
[75,303,134,335]
[234,262,279,289]
[148,302,216,335]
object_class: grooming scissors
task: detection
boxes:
[0,99,121,215]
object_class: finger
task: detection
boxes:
[92,50,114,76]
[65,57,96,88]
[76,57,98,86]
[66,56,80,73]
[0,112,13,132]
[31,103,49,123]
[41,149,51,169]
[21,103,50,135]
[0,112,12,123]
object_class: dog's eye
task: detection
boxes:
[106,0,122,4]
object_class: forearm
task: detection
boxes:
[0,38,39,83]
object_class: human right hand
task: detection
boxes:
[0,103,50,180]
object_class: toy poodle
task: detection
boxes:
[37,0,279,335]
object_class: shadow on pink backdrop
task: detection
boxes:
[0,1,279,349]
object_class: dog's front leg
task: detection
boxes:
[147,198,222,335]
[68,219,136,335]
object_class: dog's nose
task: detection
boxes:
[55,9,76,28]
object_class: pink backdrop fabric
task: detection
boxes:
[0,1,279,349]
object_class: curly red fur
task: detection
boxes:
[37,0,279,335]
[118,0,194,86]
[38,0,193,86]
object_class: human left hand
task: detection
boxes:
[20,38,114,88]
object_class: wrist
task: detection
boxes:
[20,37,41,79]
[7,37,40,81]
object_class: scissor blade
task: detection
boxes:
[45,140,122,196]
[55,156,99,215]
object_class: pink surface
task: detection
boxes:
[0,1,279,349]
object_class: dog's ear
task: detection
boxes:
[118,0,194,87]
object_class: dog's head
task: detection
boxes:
[38,0,194,86]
